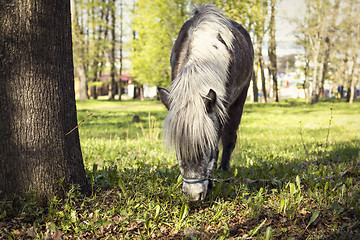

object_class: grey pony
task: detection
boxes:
[159,5,254,201]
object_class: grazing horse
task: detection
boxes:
[159,5,254,201]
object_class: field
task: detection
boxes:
[1,99,360,239]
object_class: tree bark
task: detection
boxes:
[252,69,259,102]
[78,63,89,101]
[304,58,310,104]
[319,37,331,98]
[310,33,322,104]
[347,22,360,104]
[108,0,117,100]
[268,0,279,102]
[348,55,358,104]
[118,0,124,101]
[0,0,89,200]
[259,54,267,103]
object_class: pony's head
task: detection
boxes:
[159,87,221,201]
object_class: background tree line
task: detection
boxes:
[72,0,125,101]
[131,0,280,102]
[72,0,360,104]
[296,0,360,104]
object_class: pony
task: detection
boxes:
[158,5,254,201]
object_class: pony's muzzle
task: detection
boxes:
[182,180,209,201]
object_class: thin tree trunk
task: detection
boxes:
[90,5,100,99]
[108,0,117,100]
[118,0,124,100]
[78,63,89,101]
[252,69,259,102]
[140,85,144,101]
[311,38,321,104]
[348,22,360,104]
[304,59,310,104]
[268,0,279,102]
[259,54,267,103]
[320,38,331,98]
[0,0,89,200]
[320,0,340,99]
[348,55,358,104]
[310,1,327,104]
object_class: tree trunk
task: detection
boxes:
[118,82,122,100]
[319,37,331,98]
[108,0,117,100]
[118,0,124,101]
[0,0,89,200]
[348,22,360,103]
[259,54,267,103]
[304,59,310,104]
[252,69,259,102]
[140,86,144,101]
[78,63,89,102]
[310,40,321,104]
[320,0,340,99]
[348,55,358,104]
[268,0,279,102]
[310,2,327,104]
[271,70,279,102]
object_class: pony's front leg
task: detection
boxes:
[207,148,219,190]
[220,133,237,170]
[220,89,248,170]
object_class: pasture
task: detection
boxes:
[1,99,360,239]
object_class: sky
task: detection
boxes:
[275,0,306,56]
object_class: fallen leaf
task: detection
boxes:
[160,226,168,233]
[13,229,25,236]
[54,230,63,240]
[26,227,36,238]
[184,226,198,236]
[300,208,308,215]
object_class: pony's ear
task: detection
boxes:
[158,87,171,110]
[204,89,217,113]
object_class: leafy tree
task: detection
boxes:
[318,0,341,99]
[339,0,360,103]
[296,0,342,104]
[131,0,271,100]
[250,0,268,103]
[72,0,117,100]
[0,0,89,200]
[130,0,188,87]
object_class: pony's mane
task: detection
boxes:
[163,5,234,162]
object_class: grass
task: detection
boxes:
[1,98,360,239]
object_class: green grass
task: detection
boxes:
[1,98,359,239]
